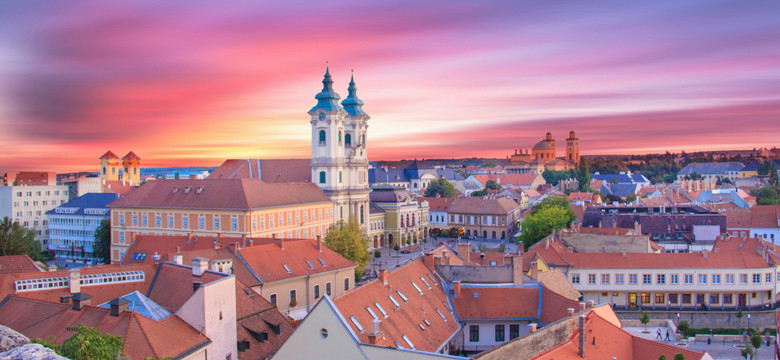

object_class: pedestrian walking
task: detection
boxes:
[656,328,662,339]
[665,330,670,342]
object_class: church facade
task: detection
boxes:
[505,131,580,174]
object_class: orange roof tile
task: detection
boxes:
[108,178,331,210]
[451,287,539,320]
[234,280,292,360]
[751,205,780,229]
[238,238,356,283]
[0,255,43,274]
[208,159,311,183]
[146,262,227,313]
[472,174,540,187]
[121,151,141,161]
[99,151,119,160]
[333,259,460,352]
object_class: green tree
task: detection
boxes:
[639,311,650,332]
[0,217,43,261]
[659,356,666,360]
[324,217,370,275]
[625,194,638,204]
[519,206,573,250]
[750,329,762,350]
[576,159,592,191]
[529,196,576,220]
[485,180,501,190]
[424,178,456,198]
[93,219,111,264]
[674,353,685,360]
[481,162,498,168]
[753,186,780,205]
[471,189,487,197]
[737,310,744,329]
[677,320,690,335]
[59,324,125,360]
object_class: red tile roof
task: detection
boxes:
[333,259,460,352]
[472,174,540,187]
[0,255,43,275]
[0,296,209,360]
[101,180,137,196]
[445,197,519,215]
[121,151,140,161]
[208,159,311,183]
[108,178,331,210]
[146,263,227,313]
[451,287,539,320]
[234,279,292,360]
[99,151,119,160]
[238,239,356,283]
[751,205,780,229]
[418,197,455,212]
[575,227,632,235]
[567,192,600,203]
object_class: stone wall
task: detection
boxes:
[617,310,777,329]
[0,325,67,360]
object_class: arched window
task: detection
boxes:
[102,167,106,175]
[338,131,342,143]
[362,133,366,144]
[339,171,342,183]
[319,130,326,143]
[319,171,326,184]
[360,205,364,224]
[345,133,351,147]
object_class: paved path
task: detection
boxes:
[624,326,774,359]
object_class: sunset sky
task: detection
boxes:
[1,1,779,174]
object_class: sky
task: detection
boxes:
[1,1,779,174]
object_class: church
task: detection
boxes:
[505,131,581,174]
[208,68,428,248]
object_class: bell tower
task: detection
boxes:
[122,151,141,185]
[566,130,580,165]
[309,67,370,230]
[98,151,120,181]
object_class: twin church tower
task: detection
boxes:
[309,68,371,228]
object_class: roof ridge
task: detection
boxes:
[131,312,160,358]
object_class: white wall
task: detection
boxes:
[177,276,238,360]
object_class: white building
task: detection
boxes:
[47,193,119,262]
[0,185,70,247]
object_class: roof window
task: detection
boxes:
[435,308,447,321]
[412,282,423,295]
[473,292,479,298]
[420,277,431,289]
[283,264,291,273]
[349,316,364,333]
[424,319,431,327]
[397,290,408,302]
[427,273,438,285]
[306,260,314,269]
[402,335,415,349]
[389,295,400,308]
[318,258,327,266]
[418,324,425,331]
[374,302,388,317]
[366,307,378,320]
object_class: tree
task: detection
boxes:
[659,356,666,360]
[576,159,592,192]
[471,189,487,197]
[485,180,501,190]
[324,217,370,275]
[59,324,125,360]
[0,217,43,261]
[519,206,573,250]
[674,353,685,360]
[639,311,650,332]
[737,310,744,329]
[529,196,576,220]
[677,320,690,336]
[93,219,111,264]
[424,178,456,198]
[482,162,498,168]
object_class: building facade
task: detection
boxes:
[0,185,70,248]
[47,193,119,263]
[505,131,580,175]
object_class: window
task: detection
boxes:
[375,302,388,317]
[601,274,610,285]
[142,215,148,226]
[710,293,719,304]
[314,285,320,299]
[671,274,679,285]
[339,171,342,183]
[389,295,400,308]
[132,214,138,225]
[338,131,342,143]
[344,278,349,291]
[696,294,704,305]
[495,325,505,342]
[753,274,761,284]
[684,274,693,285]
[723,293,733,304]
[726,274,735,284]
[319,171,326,184]
[615,274,624,285]
[168,216,174,228]
[571,274,580,284]
[509,324,520,340]
[587,274,596,285]
[319,130,326,143]
[270,294,277,306]
[119,215,125,225]
[366,307,378,320]
[350,316,364,333]
[655,293,665,304]
[290,290,297,304]
[182,216,189,228]
[469,325,479,342]
[682,293,692,304]
[657,274,665,285]
[712,274,721,285]
[767,273,772,283]
[698,274,707,285]
[154,215,161,227]
[669,293,678,304]
[741,274,748,284]
[345,133,351,146]
[643,274,652,285]
[231,218,237,230]
[326,282,332,296]
[641,293,651,304]
[629,274,638,285]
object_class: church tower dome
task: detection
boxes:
[309,67,343,113]
[341,73,366,116]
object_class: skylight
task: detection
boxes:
[397,290,408,302]
[420,277,431,289]
[424,319,431,327]
[318,258,327,266]
[403,335,415,349]
[389,295,400,308]
[418,324,425,331]
[374,302,388,317]
[473,292,479,298]
[283,264,291,273]
[411,282,423,295]
[427,273,438,285]
[349,316,364,332]
[306,260,314,269]
[366,307,378,320]
[436,308,447,321]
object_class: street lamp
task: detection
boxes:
[748,313,751,329]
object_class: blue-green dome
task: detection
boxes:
[310,67,343,113]
[341,74,367,116]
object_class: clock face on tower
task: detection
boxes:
[319,113,326,121]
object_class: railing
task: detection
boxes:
[612,302,779,312]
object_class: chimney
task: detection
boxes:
[176,245,181,254]
[527,323,537,333]
[367,319,383,346]
[109,297,129,317]
[457,243,470,263]
[317,235,322,252]
[545,238,549,250]
[702,250,708,258]
[152,252,161,264]
[274,234,284,250]
[71,292,92,311]
[69,268,81,294]
[193,281,203,293]
[567,308,575,316]
[433,255,443,267]
[453,280,461,297]
[379,269,388,285]
[579,302,586,312]
[529,260,539,280]
[578,315,586,357]
[192,257,208,276]
[442,250,450,265]
[424,252,435,269]
[173,254,183,265]
[587,300,595,309]
[503,254,512,265]
[59,295,71,304]
[512,256,523,285]
[233,242,239,254]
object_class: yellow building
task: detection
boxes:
[367,185,429,249]
[107,178,335,263]
[506,131,580,175]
